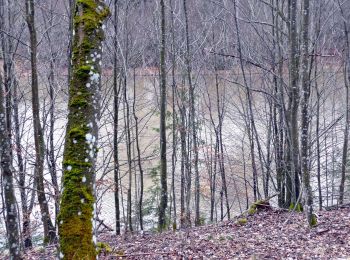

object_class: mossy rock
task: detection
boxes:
[237,218,248,225]
[248,200,271,215]
[248,205,257,215]
[96,242,112,255]
[310,213,317,227]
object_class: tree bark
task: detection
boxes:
[158,0,168,231]
[0,56,21,260]
[25,0,56,244]
[338,0,350,206]
[300,0,315,227]
[58,1,109,258]
[287,0,301,207]
[113,0,121,236]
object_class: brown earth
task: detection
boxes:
[17,206,350,259]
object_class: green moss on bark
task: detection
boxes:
[58,0,109,259]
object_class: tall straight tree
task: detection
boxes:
[0,0,20,257]
[113,0,121,235]
[338,0,350,206]
[25,0,56,244]
[58,0,109,259]
[158,0,168,231]
[0,77,20,259]
[183,0,201,227]
[286,0,301,207]
[300,0,316,226]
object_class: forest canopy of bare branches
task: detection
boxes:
[0,0,350,259]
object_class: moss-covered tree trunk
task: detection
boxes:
[58,1,109,259]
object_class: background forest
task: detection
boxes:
[0,0,350,258]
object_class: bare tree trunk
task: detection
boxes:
[0,1,21,256]
[113,0,121,236]
[25,0,56,244]
[158,0,168,231]
[124,74,133,232]
[0,51,21,260]
[170,0,177,229]
[179,80,188,228]
[132,69,144,231]
[314,0,322,211]
[287,0,301,207]
[338,0,350,205]
[300,0,315,226]
[182,0,200,226]
[14,78,33,248]
[42,6,60,223]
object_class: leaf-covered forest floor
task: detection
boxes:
[16,206,350,259]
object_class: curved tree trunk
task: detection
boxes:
[25,0,56,244]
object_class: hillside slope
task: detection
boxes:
[99,207,350,259]
[14,207,350,259]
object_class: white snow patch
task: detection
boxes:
[90,73,100,82]
[85,133,93,142]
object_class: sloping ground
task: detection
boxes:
[99,207,350,259]
[6,207,350,259]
